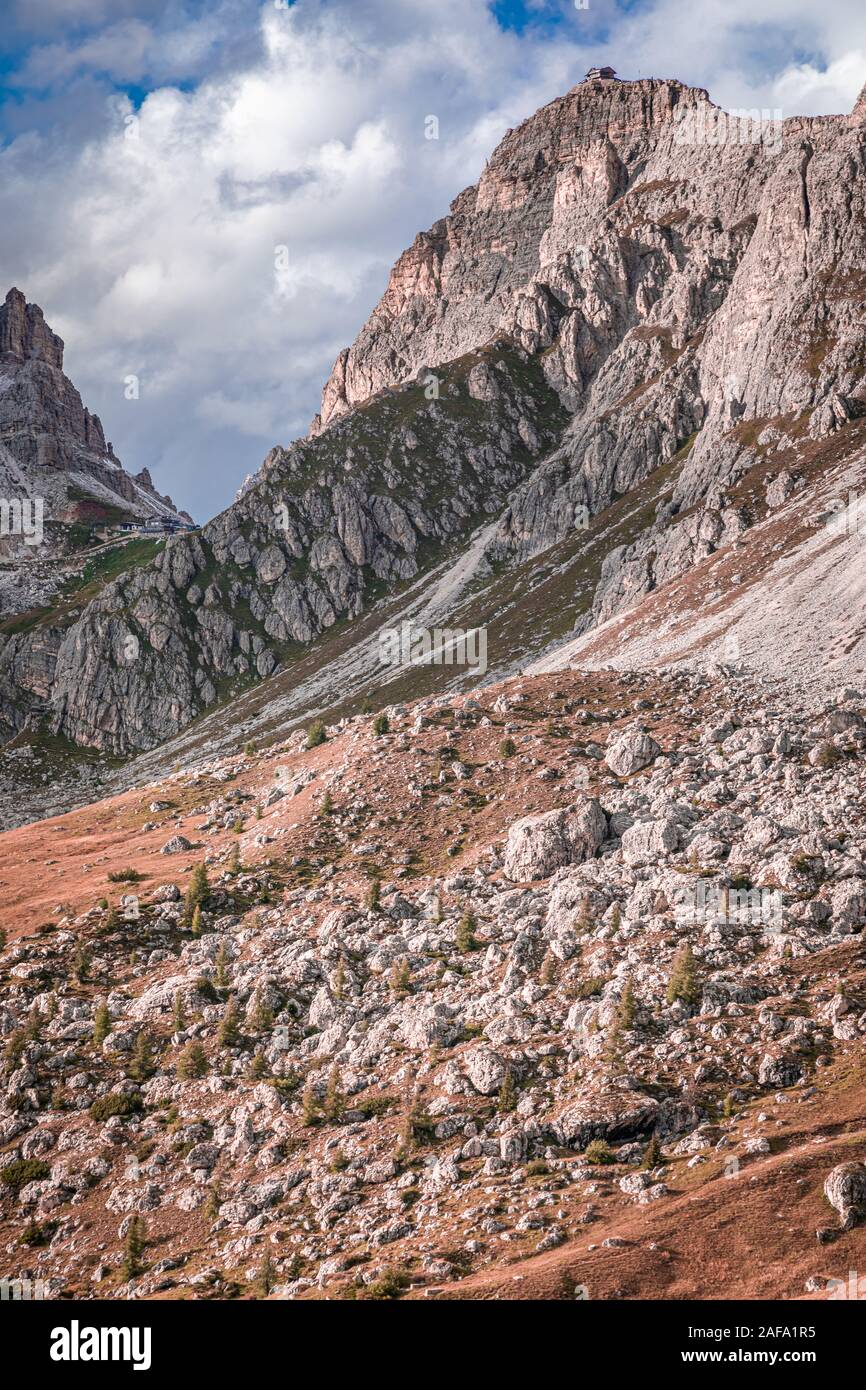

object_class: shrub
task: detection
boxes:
[359,1269,410,1300]
[525,1159,550,1178]
[195,975,219,1003]
[19,1219,56,1247]
[583,1139,614,1165]
[499,737,516,758]
[107,868,143,884]
[1,1159,51,1192]
[90,1092,142,1122]
[574,976,605,999]
[372,713,390,736]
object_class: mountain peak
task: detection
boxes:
[0,286,64,369]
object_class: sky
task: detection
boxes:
[0,0,864,522]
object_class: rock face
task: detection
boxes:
[0,289,186,549]
[6,75,866,767]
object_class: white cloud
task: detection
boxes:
[0,0,863,520]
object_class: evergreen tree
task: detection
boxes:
[128,1031,156,1081]
[122,1215,147,1280]
[372,713,389,736]
[218,999,242,1048]
[73,943,92,983]
[389,956,411,997]
[185,864,209,924]
[204,1183,221,1223]
[539,951,556,986]
[324,1063,345,1121]
[333,958,346,1001]
[177,1040,208,1080]
[93,1003,111,1047]
[228,840,241,876]
[256,1247,275,1298]
[366,876,381,912]
[499,737,516,758]
[642,1133,663,1169]
[618,980,637,1031]
[320,791,334,817]
[248,1050,267,1081]
[497,1068,516,1114]
[250,990,273,1033]
[666,943,700,1006]
[190,904,202,937]
[214,942,231,989]
[456,910,477,953]
[172,992,186,1033]
[305,719,327,749]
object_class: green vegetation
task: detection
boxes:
[89,1092,143,1122]
[1,1159,51,1193]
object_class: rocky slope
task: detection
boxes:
[4,75,866,788]
[1,667,865,1300]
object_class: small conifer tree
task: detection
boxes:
[666,943,699,1006]
[456,910,477,953]
[177,1040,208,1080]
[218,999,242,1048]
[93,1003,111,1047]
[497,1068,516,1114]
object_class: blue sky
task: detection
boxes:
[0,0,863,520]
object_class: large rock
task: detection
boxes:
[824,1162,866,1229]
[604,727,661,777]
[503,800,607,881]
[465,1048,508,1095]
[828,880,866,935]
[620,818,680,867]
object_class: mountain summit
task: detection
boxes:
[2,74,866,811]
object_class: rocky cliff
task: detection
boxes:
[3,74,866,772]
[0,288,190,620]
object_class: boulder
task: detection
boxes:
[605,728,661,777]
[503,800,607,881]
[824,1162,866,1229]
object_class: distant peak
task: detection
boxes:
[0,287,64,368]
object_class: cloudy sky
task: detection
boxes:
[1,0,863,520]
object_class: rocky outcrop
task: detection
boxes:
[1,345,565,751]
